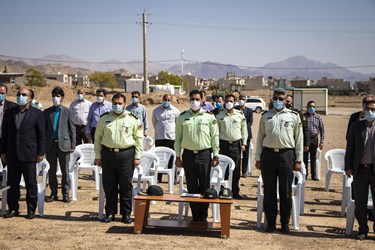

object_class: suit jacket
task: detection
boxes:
[3,99,17,111]
[346,111,361,140]
[345,120,374,175]
[1,105,46,162]
[44,105,76,152]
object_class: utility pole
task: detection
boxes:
[138,10,150,94]
[181,49,184,93]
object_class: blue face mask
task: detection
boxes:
[132,97,139,104]
[162,101,170,108]
[365,110,375,122]
[273,100,284,110]
[112,104,124,114]
[307,107,315,114]
[0,93,5,103]
[17,95,28,106]
[216,103,223,109]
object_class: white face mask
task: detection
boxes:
[225,102,234,110]
[238,100,245,106]
[96,96,104,103]
[52,97,61,106]
[190,100,201,111]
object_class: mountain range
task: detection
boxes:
[0,54,373,83]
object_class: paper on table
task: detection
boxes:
[181,193,201,198]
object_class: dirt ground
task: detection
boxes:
[1,100,375,249]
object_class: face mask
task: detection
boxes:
[238,100,245,106]
[132,97,139,104]
[273,100,284,110]
[162,101,170,108]
[307,107,315,114]
[112,104,124,114]
[17,95,28,106]
[77,94,84,101]
[96,96,104,103]
[216,103,223,109]
[285,103,292,109]
[365,110,375,122]
[225,102,234,110]
[52,97,61,106]
[0,93,5,103]
[190,100,201,111]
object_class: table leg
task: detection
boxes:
[220,203,231,238]
[134,199,148,234]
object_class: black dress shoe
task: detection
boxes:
[281,224,290,234]
[199,217,208,222]
[26,212,36,220]
[356,233,367,240]
[233,194,244,200]
[265,225,276,232]
[4,210,19,218]
[62,196,71,203]
[312,176,319,181]
[45,195,58,202]
[121,214,132,224]
[101,214,115,223]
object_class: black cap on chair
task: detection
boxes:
[203,188,218,199]
[146,185,164,196]
[219,188,233,199]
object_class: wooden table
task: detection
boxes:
[133,194,233,238]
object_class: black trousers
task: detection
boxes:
[155,139,175,182]
[241,139,251,175]
[7,159,37,213]
[353,165,375,234]
[182,149,211,221]
[219,140,241,196]
[75,125,89,145]
[303,137,318,177]
[261,148,295,226]
[46,141,71,197]
[102,147,135,216]
[90,127,96,144]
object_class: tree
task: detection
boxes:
[89,72,116,89]
[25,68,46,87]
[154,71,182,86]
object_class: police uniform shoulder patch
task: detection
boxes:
[100,112,109,118]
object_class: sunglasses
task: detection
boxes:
[190,98,201,101]
[272,97,284,101]
[17,93,28,97]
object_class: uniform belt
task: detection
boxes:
[360,163,373,168]
[102,145,133,153]
[220,139,241,144]
[264,147,293,153]
[185,149,210,154]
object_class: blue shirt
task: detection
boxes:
[125,103,149,132]
[202,102,214,111]
[53,107,61,139]
[86,100,112,133]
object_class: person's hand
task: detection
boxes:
[319,143,324,150]
[176,157,183,168]
[255,161,261,170]
[1,154,6,164]
[69,148,75,153]
[95,159,102,167]
[304,146,309,152]
[211,158,219,167]
[144,131,148,137]
[36,155,44,163]
[241,145,246,152]
[134,159,140,166]
[294,162,302,171]
[345,169,353,178]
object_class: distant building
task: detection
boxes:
[315,77,350,90]
[215,72,245,92]
[125,77,148,93]
[243,75,266,90]
[184,74,200,93]
[290,78,314,88]
[0,72,24,84]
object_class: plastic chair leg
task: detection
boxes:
[345,202,355,235]
[168,174,173,194]
[256,195,264,228]
[325,172,332,192]
[95,168,100,191]
[98,175,105,220]
[1,190,7,215]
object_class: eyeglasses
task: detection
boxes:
[17,93,28,97]
[272,97,284,101]
[190,98,201,101]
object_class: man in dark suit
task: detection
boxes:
[345,99,375,240]
[0,83,17,182]
[346,96,373,140]
[44,87,76,203]
[1,87,45,219]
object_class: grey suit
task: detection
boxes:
[44,105,76,198]
[345,120,375,235]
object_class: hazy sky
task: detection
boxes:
[1,0,374,74]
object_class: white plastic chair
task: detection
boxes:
[98,165,143,220]
[143,136,155,151]
[316,148,322,180]
[246,142,254,176]
[76,144,100,190]
[325,149,346,192]
[138,151,159,191]
[68,150,83,201]
[215,154,235,189]
[1,161,8,216]
[149,146,176,194]
[345,176,374,235]
[300,162,307,215]
[256,171,303,230]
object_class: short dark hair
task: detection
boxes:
[189,89,202,99]
[201,90,207,96]
[225,94,236,101]
[239,94,246,99]
[286,94,293,99]
[52,86,64,97]
[131,91,141,97]
[96,88,107,96]
[112,93,126,102]
[0,83,8,93]
[306,100,315,107]
[29,89,35,99]
[273,88,286,95]
[362,96,373,105]
[214,95,224,101]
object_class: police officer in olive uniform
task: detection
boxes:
[255,88,303,234]
[175,89,220,222]
[94,93,143,224]
[217,94,248,199]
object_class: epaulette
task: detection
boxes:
[100,112,110,118]
[130,113,139,119]
[180,111,187,115]
[290,110,299,115]
[205,110,214,115]
[261,110,269,116]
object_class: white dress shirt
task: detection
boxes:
[69,99,92,126]
[152,104,180,140]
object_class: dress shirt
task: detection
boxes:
[15,105,29,130]
[70,99,92,126]
[304,112,325,144]
[53,106,61,139]
[86,100,112,133]
[125,103,149,132]
[152,104,180,140]
[217,109,248,143]
[201,102,214,111]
